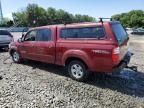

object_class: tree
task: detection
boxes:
[0,18,14,27]
[112,10,144,28]
[12,3,96,27]
[7,20,14,27]
[74,14,95,23]
[12,11,27,26]
[46,7,57,24]
[55,9,74,24]
[26,4,47,27]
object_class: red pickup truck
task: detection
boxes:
[9,21,132,81]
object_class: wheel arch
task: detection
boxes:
[62,50,92,69]
[9,49,16,56]
[65,57,88,69]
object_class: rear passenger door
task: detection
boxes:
[34,28,55,63]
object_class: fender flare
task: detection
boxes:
[9,47,18,56]
[62,50,92,68]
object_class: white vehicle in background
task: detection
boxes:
[0,30,13,49]
[126,28,133,34]
[131,27,144,35]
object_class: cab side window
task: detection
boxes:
[24,30,37,41]
[36,29,52,41]
[60,26,106,39]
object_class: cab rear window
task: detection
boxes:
[112,23,128,45]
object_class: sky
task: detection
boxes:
[1,0,144,19]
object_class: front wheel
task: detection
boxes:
[12,51,22,63]
[68,60,89,82]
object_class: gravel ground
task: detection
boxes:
[0,34,144,108]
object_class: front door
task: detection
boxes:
[18,30,37,60]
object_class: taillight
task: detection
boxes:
[112,46,120,64]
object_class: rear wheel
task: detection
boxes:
[12,51,22,63]
[67,60,89,81]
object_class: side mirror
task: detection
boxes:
[18,38,23,43]
[22,34,25,38]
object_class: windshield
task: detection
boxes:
[112,23,128,45]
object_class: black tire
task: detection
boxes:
[4,47,9,51]
[67,60,89,82]
[11,51,22,63]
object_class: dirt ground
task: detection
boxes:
[0,34,144,108]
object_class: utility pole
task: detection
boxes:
[0,0,3,23]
